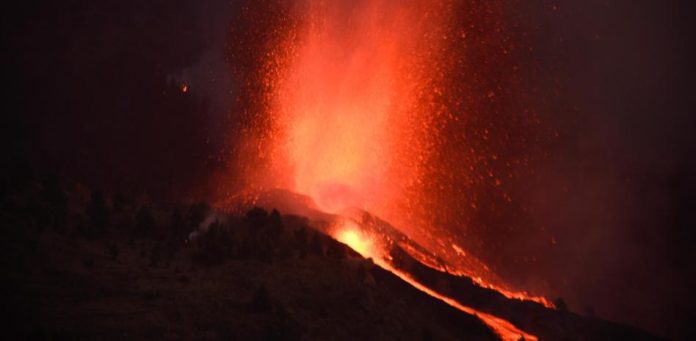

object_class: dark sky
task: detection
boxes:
[1,0,236,200]
[1,0,695,338]
[520,1,696,337]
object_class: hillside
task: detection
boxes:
[1,177,662,340]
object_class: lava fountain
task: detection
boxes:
[225,0,549,339]
[266,0,442,219]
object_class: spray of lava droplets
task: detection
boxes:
[227,0,450,217]
[224,1,552,337]
[230,0,458,249]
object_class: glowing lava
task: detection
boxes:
[335,222,375,257]
[333,220,536,341]
[272,0,440,217]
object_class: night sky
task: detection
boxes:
[2,1,695,338]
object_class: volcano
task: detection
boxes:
[1,179,662,340]
[3,0,693,339]
[227,189,662,340]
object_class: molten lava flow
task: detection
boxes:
[387,269,538,341]
[333,220,537,341]
[399,240,553,308]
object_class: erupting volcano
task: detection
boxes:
[2,0,690,338]
[224,0,555,339]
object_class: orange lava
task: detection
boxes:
[272,0,440,217]
[335,222,375,257]
[399,241,553,308]
[387,268,538,341]
[333,222,537,341]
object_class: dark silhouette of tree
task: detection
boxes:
[86,190,110,233]
[149,243,162,268]
[251,285,271,313]
[187,202,210,228]
[112,192,129,214]
[327,239,347,260]
[164,207,187,263]
[108,243,119,260]
[170,208,188,240]
[246,207,269,229]
[40,176,68,229]
[309,231,323,256]
[136,206,157,239]
[268,209,284,242]
[422,327,433,341]
[554,297,568,312]
[294,226,308,258]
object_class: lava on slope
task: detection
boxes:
[223,189,540,340]
[225,190,661,340]
[329,213,538,341]
[330,209,659,340]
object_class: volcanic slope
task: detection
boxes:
[1,179,663,340]
[2,178,496,340]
